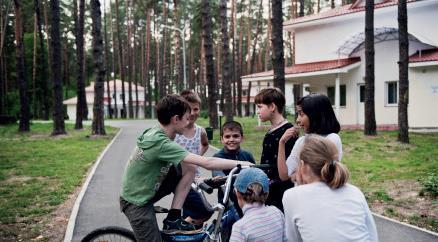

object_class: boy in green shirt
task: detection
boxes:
[120,94,253,241]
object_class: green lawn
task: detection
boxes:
[0,122,118,240]
[198,117,438,231]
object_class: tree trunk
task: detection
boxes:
[331,0,335,9]
[145,9,152,118]
[250,0,263,74]
[91,0,106,135]
[38,0,50,120]
[271,0,286,94]
[220,0,233,122]
[133,27,139,118]
[398,0,409,143]
[231,0,237,115]
[50,0,66,135]
[115,0,126,118]
[14,0,30,132]
[32,16,38,118]
[74,0,87,129]
[202,0,218,128]
[173,0,183,91]
[265,0,272,71]
[245,81,252,117]
[125,0,134,118]
[103,0,112,119]
[109,1,118,118]
[364,0,377,135]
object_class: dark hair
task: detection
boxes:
[254,87,285,113]
[156,94,191,125]
[180,89,201,104]
[221,121,243,136]
[300,135,349,189]
[297,93,340,134]
[238,183,268,203]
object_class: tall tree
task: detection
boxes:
[114,0,126,118]
[73,0,87,129]
[90,0,106,135]
[202,0,218,128]
[173,0,183,91]
[109,1,117,118]
[398,0,409,143]
[144,9,152,118]
[103,0,112,119]
[220,0,233,122]
[50,0,66,135]
[271,0,286,94]
[364,0,377,135]
[14,0,30,132]
[299,0,304,17]
[125,0,133,118]
[249,0,263,74]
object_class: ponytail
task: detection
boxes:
[321,162,349,189]
[300,135,349,189]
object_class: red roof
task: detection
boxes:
[284,0,417,27]
[242,57,361,79]
[409,48,438,63]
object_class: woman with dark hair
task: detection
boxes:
[277,93,342,181]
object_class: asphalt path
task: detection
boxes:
[67,120,438,242]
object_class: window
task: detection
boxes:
[386,81,398,105]
[359,85,365,103]
[327,85,346,106]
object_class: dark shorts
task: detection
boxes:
[182,188,214,220]
[120,164,182,242]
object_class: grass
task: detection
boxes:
[0,122,118,240]
[197,116,438,232]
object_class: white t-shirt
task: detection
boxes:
[282,182,379,242]
[286,133,343,176]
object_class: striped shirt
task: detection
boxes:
[229,203,287,242]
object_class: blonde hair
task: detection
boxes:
[299,135,349,189]
[238,183,269,203]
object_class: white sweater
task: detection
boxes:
[286,133,343,176]
[282,182,378,242]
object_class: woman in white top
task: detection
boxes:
[278,93,342,181]
[282,135,378,242]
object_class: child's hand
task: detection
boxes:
[211,176,225,182]
[280,127,300,144]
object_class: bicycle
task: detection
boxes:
[81,164,270,242]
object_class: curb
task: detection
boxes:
[63,128,123,242]
[372,212,438,237]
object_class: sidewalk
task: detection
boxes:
[65,120,438,242]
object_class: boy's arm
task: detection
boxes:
[199,127,209,155]
[182,153,253,171]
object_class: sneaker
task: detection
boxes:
[163,217,202,235]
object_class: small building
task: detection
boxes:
[63,80,155,120]
[242,0,438,130]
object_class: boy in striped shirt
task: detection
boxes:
[230,168,287,242]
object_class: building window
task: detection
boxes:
[327,85,346,107]
[359,85,365,103]
[386,81,398,105]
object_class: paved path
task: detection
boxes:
[67,120,438,242]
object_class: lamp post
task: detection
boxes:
[163,24,187,90]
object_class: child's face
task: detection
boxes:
[256,103,274,122]
[221,129,243,151]
[296,105,310,133]
[188,102,200,124]
[175,111,191,135]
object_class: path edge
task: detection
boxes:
[63,128,123,242]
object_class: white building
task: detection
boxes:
[63,80,155,120]
[242,0,438,130]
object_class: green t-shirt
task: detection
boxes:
[121,126,189,206]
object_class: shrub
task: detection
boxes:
[420,173,438,197]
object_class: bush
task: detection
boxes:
[420,173,438,197]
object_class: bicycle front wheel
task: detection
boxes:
[81,226,136,242]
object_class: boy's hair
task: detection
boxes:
[297,93,340,134]
[239,183,269,204]
[156,94,191,125]
[180,89,202,104]
[221,121,243,136]
[300,135,349,189]
[254,87,286,114]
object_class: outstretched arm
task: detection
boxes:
[183,153,253,171]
